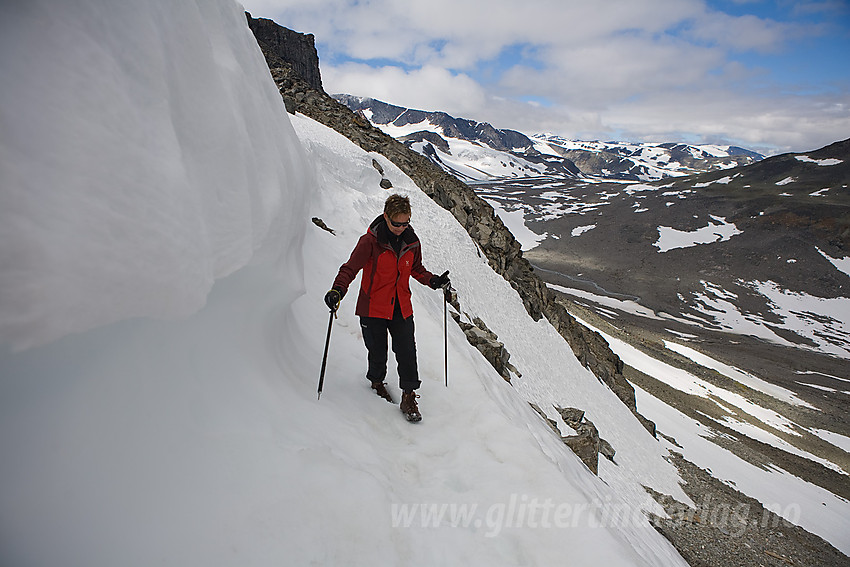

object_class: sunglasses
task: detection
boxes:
[389,218,410,228]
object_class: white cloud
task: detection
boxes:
[500,36,727,107]
[323,63,488,116]
[242,0,850,153]
[687,12,795,52]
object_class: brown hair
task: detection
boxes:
[384,194,411,219]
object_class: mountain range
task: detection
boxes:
[334,94,764,183]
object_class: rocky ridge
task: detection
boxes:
[336,93,533,152]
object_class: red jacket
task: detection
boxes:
[333,216,435,319]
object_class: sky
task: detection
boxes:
[240,0,850,155]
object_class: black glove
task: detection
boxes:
[430,271,450,289]
[324,288,344,311]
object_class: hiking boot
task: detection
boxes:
[371,381,394,403]
[400,391,422,422]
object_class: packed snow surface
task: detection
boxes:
[0,2,694,565]
[0,0,305,351]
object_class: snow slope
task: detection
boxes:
[0,0,306,351]
[0,1,691,566]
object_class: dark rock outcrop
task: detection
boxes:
[247,17,655,436]
[399,131,452,154]
[247,13,322,93]
[530,404,617,475]
[311,217,335,235]
[452,312,519,382]
[558,406,602,475]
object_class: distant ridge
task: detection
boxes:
[334,94,763,183]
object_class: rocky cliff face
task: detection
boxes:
[246,13,322,93]
[247,17,655,436]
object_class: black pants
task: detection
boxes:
[360,305,421,392]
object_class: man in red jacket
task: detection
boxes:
[325,194,449,422]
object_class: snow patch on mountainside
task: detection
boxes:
[796,155,843,166]
[571,314,850,551]
[482,198,547,250]
[818,248,850,278]
[663,341,814,408]
[654,217,743,252]
[411,138,546,181]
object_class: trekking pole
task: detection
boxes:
[443,284,450,387]
[317,308,335,400]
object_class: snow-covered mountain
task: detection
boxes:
[1,3,847,567]
[334,95,763,183]
[532,134,763,181]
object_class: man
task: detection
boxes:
[324,194,449,422]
